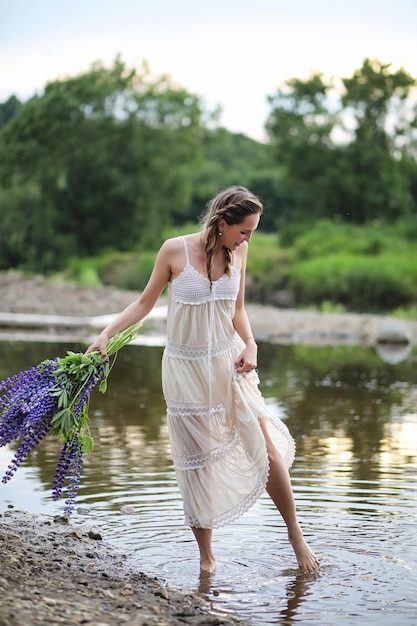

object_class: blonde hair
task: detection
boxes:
[199,186,263,283]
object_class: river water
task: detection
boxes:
[0,338,416,625]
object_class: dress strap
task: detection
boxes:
[181,236,190,266]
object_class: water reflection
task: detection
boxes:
[375,340,412,364]
[1,340,417,625]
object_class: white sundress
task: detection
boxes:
[161,237,295,529]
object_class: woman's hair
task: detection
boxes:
[199,185,263,283]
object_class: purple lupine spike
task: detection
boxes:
[0,359,61,483]
[52,440,72,501]
[2,415,52,483]
[70,363,106,421]
[0,366,58,446]
[0,336,128,514]
[63,437,84,516]
[1,363,54,413]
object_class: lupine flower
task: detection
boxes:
[62,435,84,516]
[0,323,141,516]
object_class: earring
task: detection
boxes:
[218,231,223,236]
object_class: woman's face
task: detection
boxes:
[219,213,260,250]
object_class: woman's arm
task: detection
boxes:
[86,239,174,357]
[232,243,258,373]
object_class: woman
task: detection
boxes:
[87,186,319,574]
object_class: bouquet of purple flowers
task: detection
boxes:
[0,324,141,516]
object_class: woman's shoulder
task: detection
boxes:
[159,235,188,258]
[163,233,203,255]
[233,241,249,270]
[162,233,198,250]
[161,236,184,252]
[158,234,197,271]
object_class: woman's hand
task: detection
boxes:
[234,338,258,374]
[85,333,109,359]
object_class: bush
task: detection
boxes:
[290,219,405,261]
[110,252,156,291]
[64,251,156,292]
[289,253,417,311]
[391,216,417,241]
[245,235,291,298]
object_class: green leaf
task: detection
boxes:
[50,388,65,397]
[51,408,71,425]
[80,435,94,454]
[57,390,68,409]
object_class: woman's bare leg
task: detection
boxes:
[191,527,216,573]
[259,419,319,573]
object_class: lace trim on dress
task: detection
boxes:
[173,426,239,471]
[165,333,240,360]
[166,400,225,419]
[172,294,237,306]
[183,467,269,529]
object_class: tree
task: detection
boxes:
[340,59,416,221]
[0,95,21,128]
[184,128,284,230]
[0,58,207,272]
[266,58,417,224]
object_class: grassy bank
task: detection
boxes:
[59,220,417,318]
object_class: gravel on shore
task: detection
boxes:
[0,509,242,626]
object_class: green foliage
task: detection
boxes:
[65,249,158,292]
[393,304,417,320]
[319,301,347,314]
[290,219,407,261]
[185,129,279,227]
[245,233,286,283]
[69,266,102,287]
[266,58,417,224]
[55,224,417,313]
[0,182,75,272]
[282,213,417,311]
[112,251,156,291]
[161,222,198,239]
[288,221,417,310]
[1,55,416,313]
[49,323,141,440]
[289,253,417,311]
[0,58,207,272]
[391,216,417,241]
[0,95,21,128]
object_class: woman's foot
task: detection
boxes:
[288,531,319,573]
[200,556,216,573]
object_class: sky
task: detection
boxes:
[1,0,417,140]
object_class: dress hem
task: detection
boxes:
[182,463,269,529]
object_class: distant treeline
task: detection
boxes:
[0,56,416,283]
